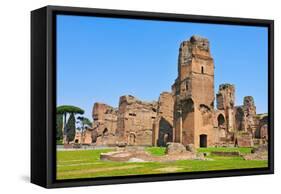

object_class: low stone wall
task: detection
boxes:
[100,143,204,162]
[211,151,240,157]
[100,150,204,162]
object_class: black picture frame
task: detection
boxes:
[31,5,274,188]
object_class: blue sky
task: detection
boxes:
[57,15,268,120]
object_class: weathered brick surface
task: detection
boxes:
[236,133,254,147]
[116,95,158,146]
[91,103,118,146]
[152,92,174,146]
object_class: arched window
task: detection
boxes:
[218,114,225,127]
[201,66,204,74]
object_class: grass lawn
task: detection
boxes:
[56,147,267,180]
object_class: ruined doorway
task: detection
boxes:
[200,134,207,147]
[157,117,173,146]
[217,114,226,138]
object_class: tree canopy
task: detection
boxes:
[57,105,85,115]
[77,116,92,127]
[56,105,84,144]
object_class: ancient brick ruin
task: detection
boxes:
[75,35,268,148]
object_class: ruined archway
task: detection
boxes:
[217,113,226,138]
[217,114,225,128]
[199,134,207,147]
[157,117,173,146]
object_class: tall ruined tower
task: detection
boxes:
[172,35,215,148]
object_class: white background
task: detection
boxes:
[0,0,279,193]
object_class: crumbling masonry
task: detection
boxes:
[76,35,268,148]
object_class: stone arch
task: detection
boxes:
[157,117,173,146]
[201,66,204,74]
[217,113,226,138]
[217,114,225,127]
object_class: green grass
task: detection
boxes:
[145,147,166,156]
[57,147,267,180]
[198,147,252,154]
